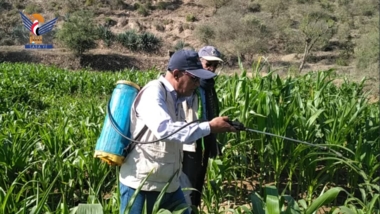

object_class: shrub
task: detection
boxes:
[117,30,161,52]
[0,0,12,11]
[355,0,378,16]
[117,30,140,51]
[200,7,271,57]
[55,10,97,56]
[54,12,60,19]
[195,24,215,44]
[11,24,29,45]
[138,32,161,52]
[154,23,165,32]
[109,0,125,9]
[24,3,42,14]
[137,5,149,16]
[104,17,117,27]
[173,40,194,51]
[186,14,196,22]
[97,25,114,47]
[157,2,167,10]
[133,2,141,10]
[355,28,379,69]
[335,57,349,66]
[261,0,288,18]
[248,3,261,13]
[85,0,94,6]
[145,2,153,10]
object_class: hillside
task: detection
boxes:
[0,0,378,99]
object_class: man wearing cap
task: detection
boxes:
[119,49,235,214]
[182,46,224,208]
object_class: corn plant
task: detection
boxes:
[0,62,379,213]
[250,185,345,214]
[215,60,379,210]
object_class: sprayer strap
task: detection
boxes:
[124,125,147,155]
[124,81,167,156]
[132,81,165,143]
[135,125,148,142]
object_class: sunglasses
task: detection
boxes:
[183,71,200,83]
[205,61,219,68]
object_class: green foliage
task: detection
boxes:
[76,204,103,213]
[335,57,349,66]
[117,30,161,52]
[247,2,261,13]
[355,0,377,16]
[337,183,380,213]
[195,24,215,44]
[249,186,345,214]
[154,22,165,32]
[85,0,95,6]
[0,63,158,213]
[24,3,43,14]
[96,25,114,47]
[261,0,289,18]
[0,62,379,213]
[201,5,271,59]
[0,0,10,12]
[104,17,116,26]
[108,0,125,10]
[54,11,60,19]
[138,32,161,51]
[133,2,141,10]
[294,5,337,72]
[11,24,29,45]
[156,1,168,10]
[55,10,98,55]
[296,0,316,3]
[186,14,196,22]
[355,25,379,69]
[117,30,140,51]
[173,40,189,51]
[194,0,277,60]
[137,5,149,17]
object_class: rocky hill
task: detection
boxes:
[0,0,378,93]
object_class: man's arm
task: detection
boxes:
[136,84,211,144]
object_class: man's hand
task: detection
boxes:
[209,116,236,133]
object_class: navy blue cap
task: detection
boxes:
[168,50,216,79]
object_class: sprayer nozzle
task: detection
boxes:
[227,120,246,131]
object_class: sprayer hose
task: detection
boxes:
[107,99,204,144]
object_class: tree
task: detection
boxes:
[261,0,290,18]
[56,10,98,56]
[296,6,336,72]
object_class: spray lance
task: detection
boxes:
[226,120,343,158]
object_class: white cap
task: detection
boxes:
[198,46,223,62]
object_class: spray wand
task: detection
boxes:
[226,120,343,157]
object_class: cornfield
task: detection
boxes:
[0,62,378,214]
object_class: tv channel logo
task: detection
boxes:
[19,11,58,49]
